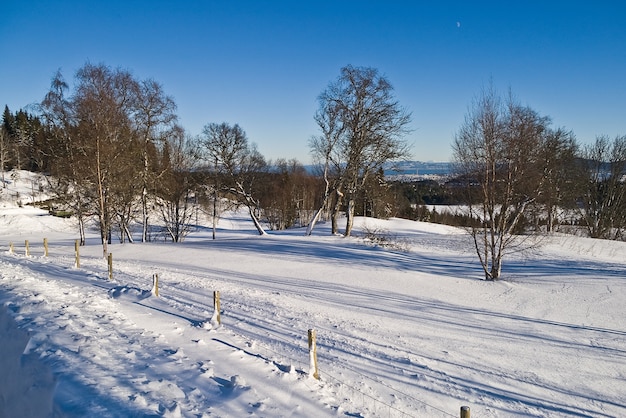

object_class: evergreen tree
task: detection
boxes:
[2,105,14,134]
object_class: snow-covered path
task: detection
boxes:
[0,249,333,417]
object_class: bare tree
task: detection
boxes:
[40,71,91,244]
[262,158,312,230]
[156,126,201,242]
[73,63,138,257]
[109,136,142,243]
[313,65,412,236]
[201,122,268,235]
[535,128,578,232]
[132,78,178,242]
[307,97,344,235]
[575,135,626,239]
[41,65,181,247]
[453,87,551,280]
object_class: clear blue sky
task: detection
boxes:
[1,1,625,163]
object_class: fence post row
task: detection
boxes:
[2,238,469,416]
[308,328,320,380]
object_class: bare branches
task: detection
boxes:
[311,65,412,236]
[453,86,554,280]
[156,128,201,243]
[133,78,178,242]
[39,63,182,250]
[577,135,626,239]
[200,122,268,235]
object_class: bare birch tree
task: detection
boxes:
[575,135,626,239]
[156,126,201,242]
[201,122,267,235]
[73,63,138,257]
[307,98,344,235]
[312,65,411,236]
[453,87,551,280]
[535,128,578,232]
[132,79,177,242]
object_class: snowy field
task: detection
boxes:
[1,171,625,417]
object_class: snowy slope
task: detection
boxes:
[1,171,625,417]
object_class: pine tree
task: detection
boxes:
[2,105,14,134]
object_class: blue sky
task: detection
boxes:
[1,1,625,163]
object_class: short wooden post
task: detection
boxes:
[460,406,470,418]
[213,291,221,325]
[25,240,30,256]
[107,253,113,280]
[9,242,14,254]
[74,240,80,268]
[151,273,159,297]
[308,329,319,380]
[43,238,48,257]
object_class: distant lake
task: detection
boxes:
[384,161,452,177]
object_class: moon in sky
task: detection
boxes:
[456,21,461,28]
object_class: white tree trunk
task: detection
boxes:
[306,207,324,236]
[248,206,267,236]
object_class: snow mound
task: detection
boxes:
[108,285,152,301]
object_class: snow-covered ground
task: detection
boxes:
[1,171,625,417]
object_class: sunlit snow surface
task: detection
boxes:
[1,171,625,417]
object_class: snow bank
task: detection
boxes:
[0,303,56,418]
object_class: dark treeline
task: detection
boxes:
[2,106,49,173]
[2,63,626,258]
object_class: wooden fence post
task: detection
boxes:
[308,329,320,380]
[107,253,113,280]
[43,238,48,257]
[151,273,159,297]
[25,240,30,256]
[460,406,470,418]
[213,291,221,325]
[74,240,80,268]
